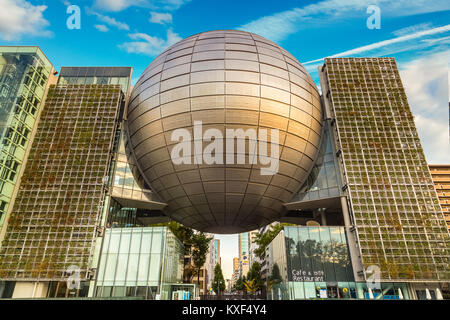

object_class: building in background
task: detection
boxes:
[238,232,250,278]
[248,230,259,267]
[233,257,239,273]
[429,165,450,231]
[214,239,221,266]
[205,237,215,294]
[0,47,54,238]
[230,257,239,288]
[238,233,249,260]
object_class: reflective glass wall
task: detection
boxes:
[268,226,411,300]
[111,132,159,203]
[284,226,354,299]
[95,226,184,299]
[0,47,52,228]
[58,67,131,94]
[292,122,341,202]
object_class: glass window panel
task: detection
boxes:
[104,253,117,284]
[308,227,324,281]
[85,77,94,84]
[338,282,351,299]
[141,230,152,253]
[394,283,409,299]
[119,231,131,253]
[110,77,119,84]
[76,77,85,84]
[315,282,327,298]
[126,286,136,297]
[114,253,128,285]
[149,254,161,283]
[130,231,142,254]
[293,282,304,300]
[101,286,112,298]
[304,282,316,299]
[151,231,163,253]
[97,77,108,84]
[320,227,336,282]
[136,286,147,298]
[126,253,139,283]
[112,286,125,297]
[137,254,150,285]
[108,232,120,253]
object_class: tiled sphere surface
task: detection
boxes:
[126,30,323,233]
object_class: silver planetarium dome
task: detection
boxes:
[125,30,323,233]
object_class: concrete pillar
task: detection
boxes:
[320,209,327,226]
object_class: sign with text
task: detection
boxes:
[291,269,325,282]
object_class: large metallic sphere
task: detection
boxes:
[126,30,322,233]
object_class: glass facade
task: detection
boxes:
[111,132,160,203]
[268,226,410,300]
[292,122,342,202]
[107,200,144,228]
[321,58,450,281]
[239,232,250,257]
[0,47,52,228]
[95,226,184,299]
[0,84,124,280]
[58,67,131,94]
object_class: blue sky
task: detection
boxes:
[1,0,449,279]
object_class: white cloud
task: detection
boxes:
[94,24,109,32]
[119,29,182,56]
[86,9,130,31]
[93,0,191,12]
[93,0,145,12]
[421,35,450,45]
[149,12,172,24]
[159,0,192,11]
[392,22,433,37]
[302,24,450,64]
[399,51,450,163]
[238,0,450,42]
[0,0,51,41]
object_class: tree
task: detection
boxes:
[268,263,282,292]
[253,223,284,260]
[246,261,264,292]
[212,263,226,294]
[270,263,282,284]
[191,232,212,286]
[152,221,208,282]
[167,221,194,249]
[233,276,245,293]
